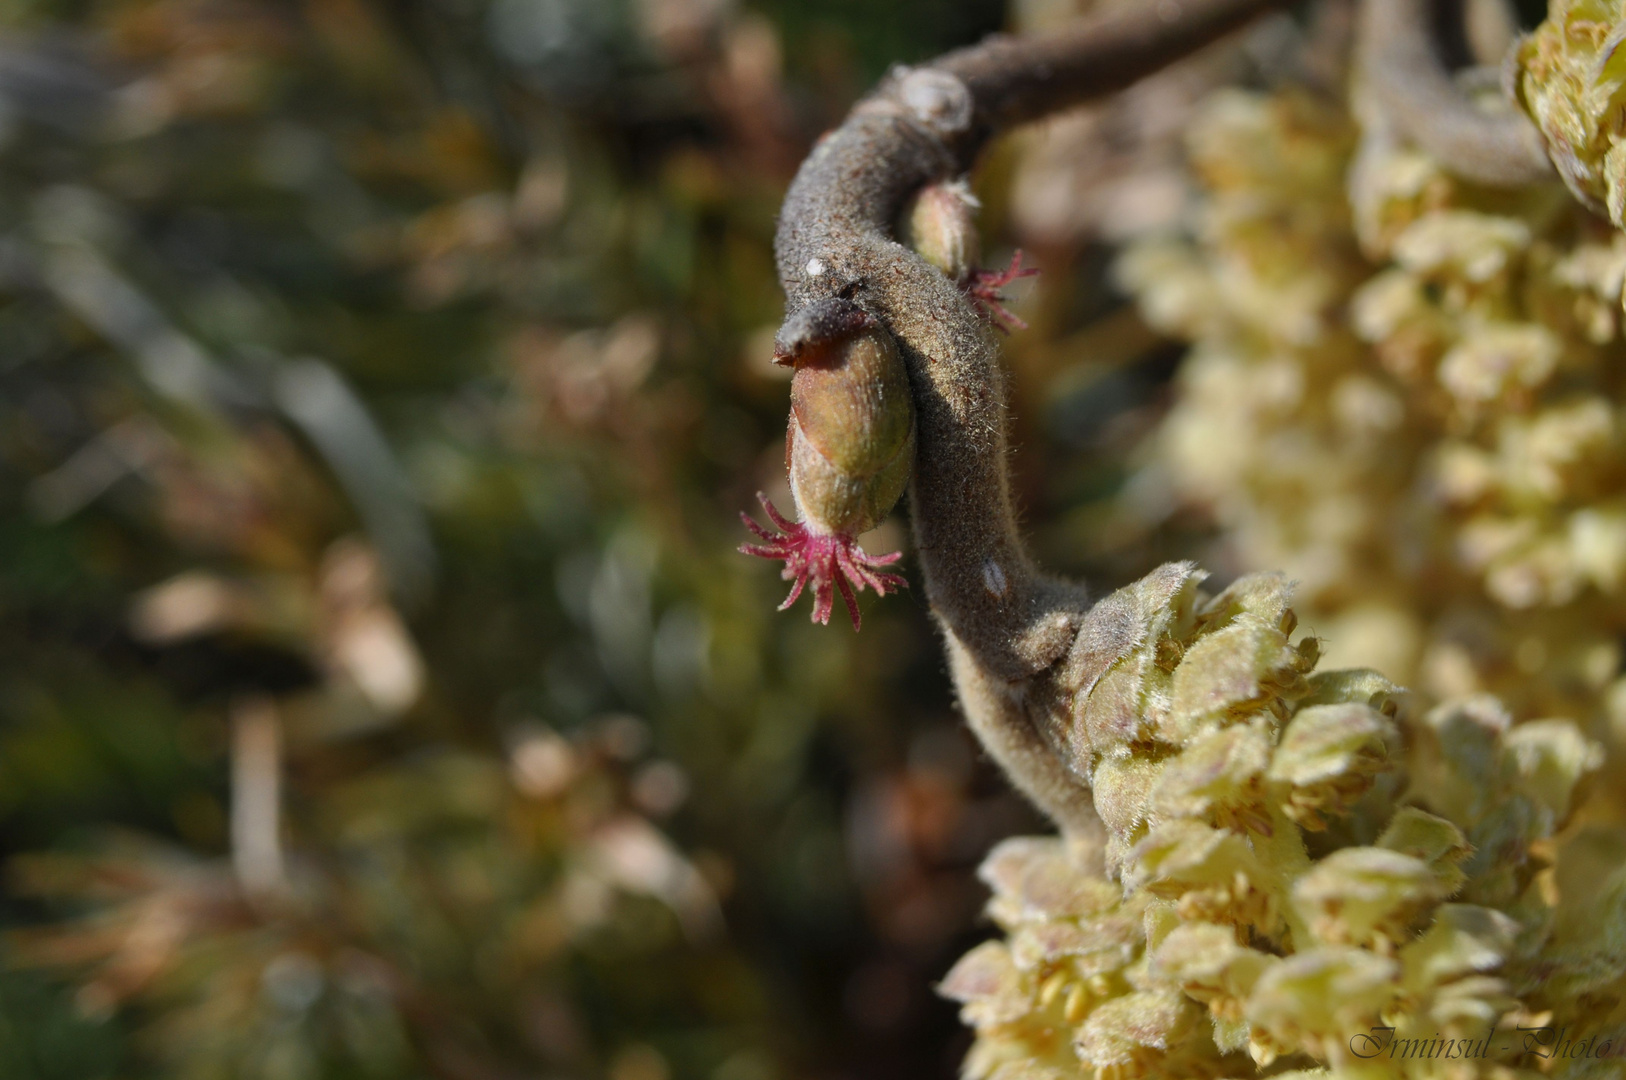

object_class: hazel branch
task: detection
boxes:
[931,0,1299,135]
[1357,0,1554,186]
[770,0,1290,837]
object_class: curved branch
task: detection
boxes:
[771,0,1288,837]
[1358,0,1553,187]
[934,0,1295,135]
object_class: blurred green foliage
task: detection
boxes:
[0,1,1077,1078]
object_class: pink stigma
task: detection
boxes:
[739,492,907,631]
[966,250,1039,333]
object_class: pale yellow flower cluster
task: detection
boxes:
[1115,83,1626,736]
[942,566,1621,1080]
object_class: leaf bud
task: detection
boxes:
[900,179,981,282]
[741,298,914,629]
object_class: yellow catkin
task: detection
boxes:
[1115,80,1626,772]
[940,566,1624,1080]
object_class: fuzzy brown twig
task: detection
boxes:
[1357,0,1554,186]
[771,0,1293,842]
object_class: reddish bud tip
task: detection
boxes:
[739,492,906,631]
[966,250,1039,333]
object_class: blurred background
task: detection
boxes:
[0,0,1517,1077]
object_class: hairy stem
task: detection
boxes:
[1358,0,1553,186]
[772,0,1289,834]
[933,0,1298,133]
